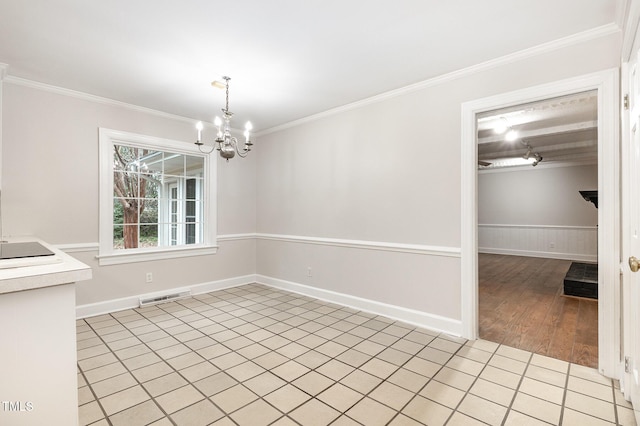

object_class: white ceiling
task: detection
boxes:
[0,0,622,132]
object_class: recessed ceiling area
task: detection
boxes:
[477,90,598,169]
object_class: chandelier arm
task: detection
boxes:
[227,136,251,158]
[236,148,250,158]
[196,143,217,155]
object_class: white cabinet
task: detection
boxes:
[0,240,91,426]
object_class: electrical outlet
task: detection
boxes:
[307,267,312,277]
[549,242,555,249]
[146,272,153,283]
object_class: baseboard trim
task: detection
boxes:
[257,274,462,336]
[76,274,257,319]
[77,273,462,337]
[479,247,597,263]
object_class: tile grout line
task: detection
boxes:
[76,323,114,426]
[213,288,339,425]
[148,289,282,425]
[117,305,221,425]
[123,304,248,426]
[223,290,444,425]
[81,289,416,424]
[159,287,387,424]
[499,347,533,426]
[279,312,425,425]
[437,342,522,426]
[558,362,572,426]
[335,329,441,425]
[611,379,620,426]
[84,295,260,425]
[133,288,293,423]
[253,290,406,425]
[83,312,180,426]
[383,336,470,425]
[89,303,494,425]
[200,289,326,425]
[77,284,624,426]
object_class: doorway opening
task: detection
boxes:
[460,69,620,378]
[476,92,599,368]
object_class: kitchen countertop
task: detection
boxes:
[0,238,92,295]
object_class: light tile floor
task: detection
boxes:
[76,284,638,426]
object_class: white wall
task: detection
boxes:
[1,83,257,310]
[255,32,620,334]
[478,164,598,261]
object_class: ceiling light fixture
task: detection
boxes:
[505,129,518,142]
[493,117,509,134]
[521,140,542,166]
[494,117,519,142]
[532,152,543,167]
[195,76,253,161]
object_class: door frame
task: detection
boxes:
[621,57,640,416]
[460,69,620,378]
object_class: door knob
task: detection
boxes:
[630,256,640,272]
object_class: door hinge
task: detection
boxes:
[624,94,630,110]
[625,356,631,373]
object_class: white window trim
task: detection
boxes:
[98,128,217,265]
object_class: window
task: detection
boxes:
[99,129,217,265]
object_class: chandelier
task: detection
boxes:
[195,76,253,160]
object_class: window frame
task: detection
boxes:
[98,128,217,265]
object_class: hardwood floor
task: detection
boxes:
[479,253,598,368]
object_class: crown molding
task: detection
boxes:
[2,74,256,133]
[3,75,197,124]
[257,23,621,137]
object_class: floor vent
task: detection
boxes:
[139,289,191,307]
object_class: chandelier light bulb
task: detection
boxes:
[244,121,253,143]
[196,121,203,141]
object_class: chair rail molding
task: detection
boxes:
[255,233,461,257]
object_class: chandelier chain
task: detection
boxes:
[224,76,230,113]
